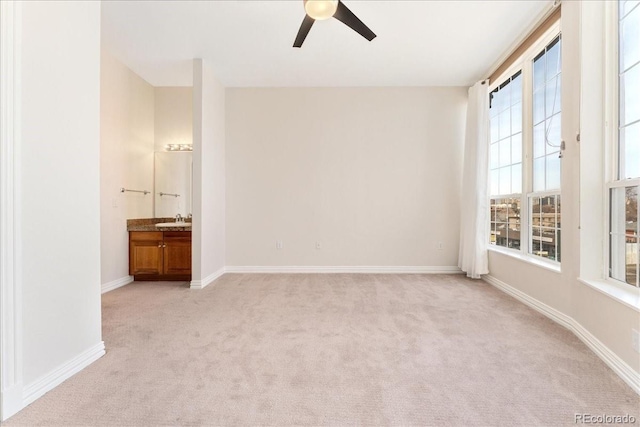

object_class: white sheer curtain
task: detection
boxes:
[458,81,490,279]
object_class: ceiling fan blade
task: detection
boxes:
[293,15,315,48]
[333,1,376,42]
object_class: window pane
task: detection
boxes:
[627,186,638,234]
[512,102,522,134]
[533,89,545,125]
[489,70,524,197]
[546,38,561,77]
[490,117,499,142]
[499,138,511,167]
[530,194,561,261]
[495,200,508,222]
[491,169,499,195]
[512,163,522,193]
[533,122,545,158]
[533,157,545,192]
[621,1,640,17]
[547,114,562,154]
[501,80,512,107]
[490,143,499,169]
[621,5,640,71]
[546,154,561,190]
[490,198,521,249]
[499,110,511,140]
[511,74,522,105]
[621,63,640,125]
[626,238,638,286]
[532,227,544,256]
[610,186,639,286]
[622,121,640,179]
[545,76,562,117]
[499,166,511,195]
[512,133,522,163]
[532,37,562,193]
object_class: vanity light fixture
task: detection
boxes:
[165,144,193,152]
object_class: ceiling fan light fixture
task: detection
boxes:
[303,0,338,20]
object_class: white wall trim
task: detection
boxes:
[483,274,640,395]
[225,266,463,274]
[0,0,23,421]
[22,341,105,407]
[101,276,133,294]
[190,267,225,290]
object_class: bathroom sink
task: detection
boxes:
[155,222,192,228]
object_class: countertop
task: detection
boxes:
[127,217,192,232]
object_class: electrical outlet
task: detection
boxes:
[436,242,443,251]
[316,241,322,250]
[632,329,640,353]
[276,240,283,250]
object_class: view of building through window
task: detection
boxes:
[490,198,521,249]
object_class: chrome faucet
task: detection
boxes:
[175,213,183,223]
[187,213,192,219]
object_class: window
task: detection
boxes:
[530,36,562,262]
[488,31,562,264]
[609,0,639,287]
[489,72,523,250]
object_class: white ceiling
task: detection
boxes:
[101,0,552,88]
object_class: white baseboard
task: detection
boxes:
[1,383,23,421]
[22,341,105,406]
[224,265,463,274]
[483,274,640,395]
[190,267,225,289]
[101,276,133,294]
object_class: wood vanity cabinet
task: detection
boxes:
[129,231,191,281]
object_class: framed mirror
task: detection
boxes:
[154,151,192,218]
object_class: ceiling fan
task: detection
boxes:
[293,0,376,48]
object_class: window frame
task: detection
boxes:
[487,20,562,269]
[603,0,640,289]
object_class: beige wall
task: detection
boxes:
[487,1,640,375]
[100,49,155,286]
[154,87,192,152]
[225,87,467,267]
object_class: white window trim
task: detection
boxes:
[488,20,562,269]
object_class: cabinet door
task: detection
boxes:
[163,234,192,275]
[129,232,164,275]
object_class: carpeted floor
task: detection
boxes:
[4,274,639,426]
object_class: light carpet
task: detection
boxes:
[5,274,639,426]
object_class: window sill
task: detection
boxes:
[487,245,562,274]
[578,278,640,313]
